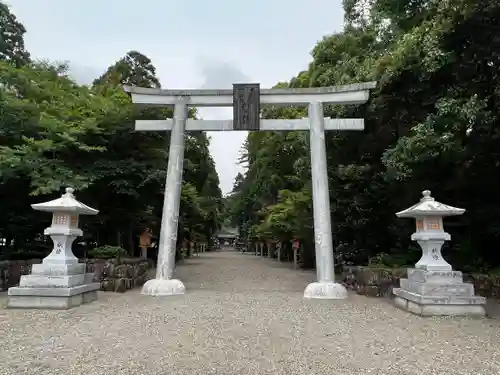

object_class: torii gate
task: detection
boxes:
[123,81,376,299]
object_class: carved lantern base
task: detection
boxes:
[393,268,486,317]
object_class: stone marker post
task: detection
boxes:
[7,187,100,309]
[393,190,486,317]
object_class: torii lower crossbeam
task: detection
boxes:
[134,118,364,132]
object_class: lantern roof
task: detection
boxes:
[31,187,98,215]
[396,190,465,218]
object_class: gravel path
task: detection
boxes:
[1,250,500,375]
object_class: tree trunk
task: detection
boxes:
[127,221,134,255]
[116,230,121,248]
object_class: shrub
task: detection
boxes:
[87,245,126,259]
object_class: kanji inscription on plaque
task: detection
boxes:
[233,83,260,131]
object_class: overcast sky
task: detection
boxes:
[5,0,343,194]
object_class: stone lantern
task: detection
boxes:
[393,190,486,317]
[7,187,100,309]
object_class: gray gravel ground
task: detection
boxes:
[1,250,500,375]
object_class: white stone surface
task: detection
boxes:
[141,278,186,296]
[303,281,348,299]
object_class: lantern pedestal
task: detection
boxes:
[393,190,486,317]
[7,234,100,309]
[7,188,100,310]
[393,268,486,317]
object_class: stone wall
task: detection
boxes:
[342,266,500,298]
[0,258,153,293]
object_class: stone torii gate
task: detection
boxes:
[123,82,376,299]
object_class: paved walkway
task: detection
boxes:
[1,250,500,375]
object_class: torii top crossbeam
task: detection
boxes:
[122,81,377,107]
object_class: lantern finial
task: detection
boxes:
[421,190,432,200]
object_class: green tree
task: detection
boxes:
[228,0,500,273]
[93,50,160,88]
[0,1,30,67]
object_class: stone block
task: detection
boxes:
[408,268,464,284]
[114,278,127,293]
[393,267,486,317]
[19,274,86,288]
[101,279,115,291]
[342,265,500,300]
[3,257,153,293]
[394,288,486,305]
[393,291,486,317]
[31,263,86,276]
[400,278,475,297]
[364,285,380,297]
[6,283,100,309]
[115,265,133,279]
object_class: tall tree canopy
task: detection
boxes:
[226,0,500,273]
[0,3,222,259]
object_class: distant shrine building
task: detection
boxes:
[216,227,240,245]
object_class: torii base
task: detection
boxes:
[141,278,185,296]
[303,281,348,299]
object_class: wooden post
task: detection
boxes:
[292,239,300,269]
[139,228,152,260]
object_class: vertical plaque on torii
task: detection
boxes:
[233,83,260,131]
